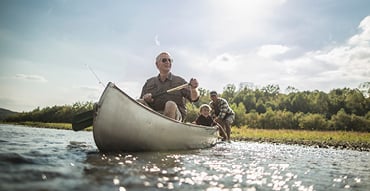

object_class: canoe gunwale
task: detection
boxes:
[104,82,217,130]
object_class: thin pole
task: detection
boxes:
[86,64,105,88]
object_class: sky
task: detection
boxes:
[0,0,369,112]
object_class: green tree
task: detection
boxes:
[290,92,310,113]
[261,84,280,97]
[345,89,367,116]
[244,110,259,128]
[222,84,236,102]
[185,102,199,123]
[232,87,255,112]
[299,113,329,130]
[259,108,276,129]
[350,115,370,132]
[358,82,370,98]
[274,110,299,129]
[230,102,246,127]
[328,88,347,116]
[330,109,351,131]
[256,99,266,114]
[309,90,330,117]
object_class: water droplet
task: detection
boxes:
[113,177,120,185]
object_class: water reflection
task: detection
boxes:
[83,151,195,190]
[1,125,369,191]
[80,143,328,191]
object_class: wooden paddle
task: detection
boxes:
[152,83,189,98]
[72,83,190,131]
[72,110,94,131]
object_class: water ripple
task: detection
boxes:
[0,125,369,191]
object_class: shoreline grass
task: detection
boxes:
[232,127,370,151]
[3,121,92,131]
[2,122,369,151]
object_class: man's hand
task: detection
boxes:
[143,93,154,103]
[214,117,222,124]
[189,78,199,89]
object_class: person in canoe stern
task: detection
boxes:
[209,91,235,141]
[194,104,214,126]
[139,51,200,121]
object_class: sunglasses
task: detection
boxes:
[161,58,173,63]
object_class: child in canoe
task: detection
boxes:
[194,104,214,126]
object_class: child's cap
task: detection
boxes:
[199,104,211,111]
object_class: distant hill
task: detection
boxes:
[0,108,18,121]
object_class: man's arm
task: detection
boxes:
[189,78,199,101]
[217,99,228,119]
[190,88,199,101]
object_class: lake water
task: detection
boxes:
[0,124,369,191]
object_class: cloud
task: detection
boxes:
[277,16,370,91]
[155,35,160,46]
[15,74,47,82]
[348,16,370,46]
[208,53,237,71]
[77,86,100,92]
[192,15,370,93]
[257,44,290,58]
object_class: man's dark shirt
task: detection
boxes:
[140,73,195,120]
[195,115,213,126]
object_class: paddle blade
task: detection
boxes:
[72,110,94,131]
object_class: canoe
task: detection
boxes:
[92,82,219,152]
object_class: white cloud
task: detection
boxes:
[77,85,100,92]
[257,44,290,58]
[193,16,370,93]
[276,16,370,91]
[348,16,370,46]
[15,74,47,82]
[207,53,238,71]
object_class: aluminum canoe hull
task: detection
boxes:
[92,82,219,152]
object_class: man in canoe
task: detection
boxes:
[209,91,235,141]
[139,51,200,121]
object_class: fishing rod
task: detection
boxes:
[85,64,105,88]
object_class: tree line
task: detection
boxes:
[4,102,94,123]
[4,83,370,132]
[187,83,370,132]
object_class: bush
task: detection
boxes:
[299,113,329,130]
[230,102,247,127]
[185,103,199,123]
[330,109,352,131]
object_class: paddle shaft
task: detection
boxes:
[152,83,189,98]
